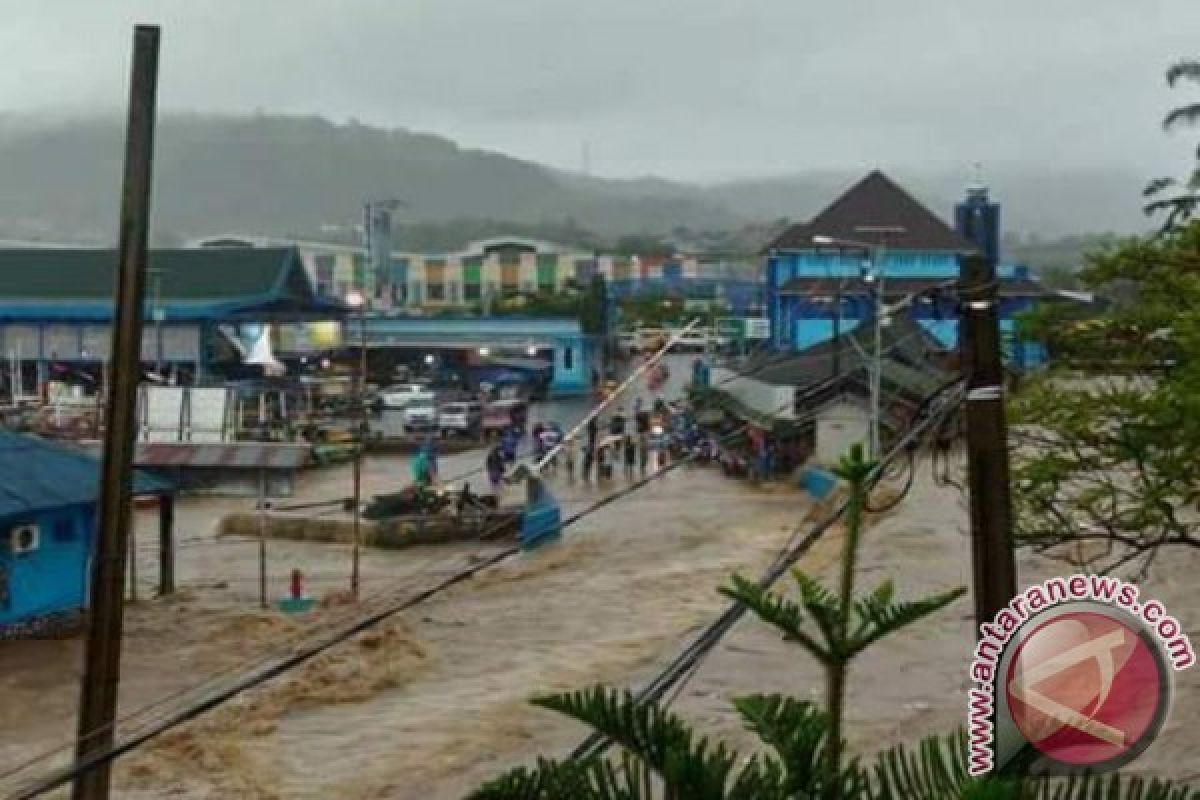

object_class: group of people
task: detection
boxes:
[572,396,669,484]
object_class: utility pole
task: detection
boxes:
[348,294,368,598]
[831,279,842,381]
[959,251,1018,631]
[854,226,904,460]
[73,24,159,800]
[868,247,885,459]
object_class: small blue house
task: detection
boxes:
[764,171,1048,369]
[0,431,171,638]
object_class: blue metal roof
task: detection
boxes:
[0,431,172,519]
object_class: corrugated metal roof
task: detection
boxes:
[131,442,312,470]
[0,431,172,519]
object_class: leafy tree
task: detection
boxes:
[579,275,609,335]
[1145,60,1200,230]
[721,445,965,799]
[1011,224,1200,574]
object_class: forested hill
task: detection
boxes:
[0,113,738,245]
[0,113,1152,248]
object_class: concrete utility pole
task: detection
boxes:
[854,226,904,460]
[73,24,160,800]
[345,290,368,598]
[959,251,1018,631]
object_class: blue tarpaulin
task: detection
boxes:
[800,467,839,499]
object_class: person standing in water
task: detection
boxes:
[581,440,594,483]
[486,445,505,494]
[564,437,577,484]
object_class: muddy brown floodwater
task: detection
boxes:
[6,354,1200,798]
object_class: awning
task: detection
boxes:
[122,442,312,470]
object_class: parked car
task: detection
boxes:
[669,331,709,353]
[402,393,439,433]
[438,400,483,437]
[378,383,429,410]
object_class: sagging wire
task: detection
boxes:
[571,389,964,761]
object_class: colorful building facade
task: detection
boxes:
[189,235,761,313]
[763,171,1047,369]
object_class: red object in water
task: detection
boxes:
[290,569,304,600]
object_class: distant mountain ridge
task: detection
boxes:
[0,113,1153,247]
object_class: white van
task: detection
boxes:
[402,392,439,433]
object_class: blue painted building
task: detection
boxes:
[764,172,1047,368]
[0,247,344,393]
[0,431,171,637]
[359,315,598,396]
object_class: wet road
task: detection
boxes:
[368,353,698,441]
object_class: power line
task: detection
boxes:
[4,405,767,798]
[570,385,964,762]
[5,333,960,797]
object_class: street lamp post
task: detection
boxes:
[345,289,367,599]
[811,228,906,459]
[148,267,164,377]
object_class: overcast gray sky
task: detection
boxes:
[2,0,1198,181]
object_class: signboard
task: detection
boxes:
[744,318,770,340]
[716,317,770,340]
[716,317,743,338]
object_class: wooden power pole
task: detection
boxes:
[72,25,160,800]
[959,252,1018,632]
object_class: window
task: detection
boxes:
[427,283,446,302]
[563,346,573,370]
[464,283,481,302]
[392,284,406,306]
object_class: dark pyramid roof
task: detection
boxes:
[767,170,980,254]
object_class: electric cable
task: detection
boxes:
[2,326,962,796]
[569,389,964,762]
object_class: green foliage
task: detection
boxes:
[468,688,1195,799]
[580,275,609,335]
[1146,59,1200,230]
[468,443,1193,800]
[1010,223,1200,572]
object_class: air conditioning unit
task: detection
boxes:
[9,524,40,555]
